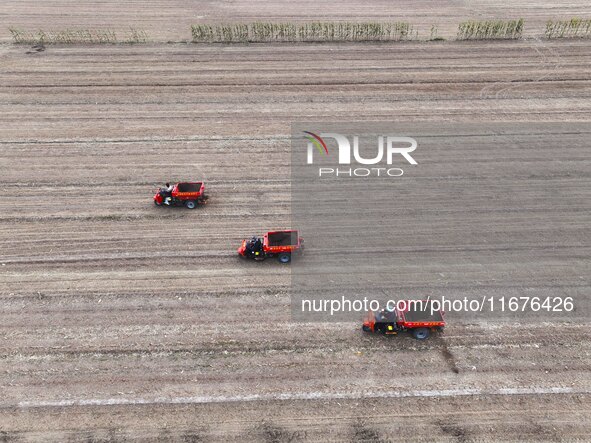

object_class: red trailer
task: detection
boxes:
[238,230,304,263]
[154,182,207,209]
[362,300,445,340]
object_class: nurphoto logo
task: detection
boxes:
[303,131,418,177]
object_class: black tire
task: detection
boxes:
[412,328,430,340]
[154,200,161,206]
[277,253,291,264]
[185,200,196,209]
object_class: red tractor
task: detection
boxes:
[238,230,304,264]
[362,300,445,340]
[154,182,207,209]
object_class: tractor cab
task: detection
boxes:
[365,308,400,335]
[243,236,264,259]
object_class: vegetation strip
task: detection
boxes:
[192,22,416,42]
[7,17,591,45]
[456,19,524,40]
[8,27,148,44]
[545,18,591,38]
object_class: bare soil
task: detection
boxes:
[0,35,590,441]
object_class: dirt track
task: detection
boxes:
[0,38,590,441]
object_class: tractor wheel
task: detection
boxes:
[154,200,161,206]
[412,328,430,340]
[185,200,196,209]
[277,253,291,264]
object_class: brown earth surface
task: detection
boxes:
[0,36,590,442]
